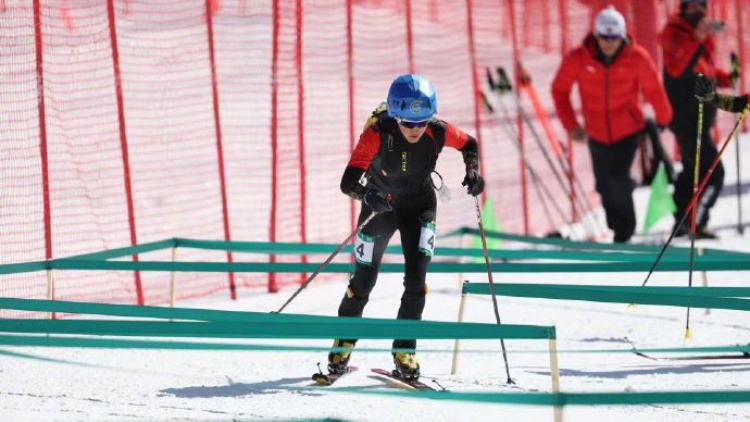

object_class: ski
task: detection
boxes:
[311,365,358,386]
[369,368,445,392]
[631,351,750,362]
[625,338,750,362]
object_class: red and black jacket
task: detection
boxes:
[341,113,478,199]
[659,13,732,135]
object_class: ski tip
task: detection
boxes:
[312,373,331,385]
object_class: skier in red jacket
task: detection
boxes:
[659,0,734,238]
[552,6,673,243]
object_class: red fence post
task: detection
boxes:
[346,0,356,233]
[205,0,237,299]
[295,0,308,284]
[269,0,280,293]
[735,0,747,132]
[559,0,569,55]
[506,0,529,235]
[33,0,53,308]
[107,0,144,305]
[405,0,415,74]
[464,0,484,204]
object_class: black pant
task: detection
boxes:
[588,134,639,243]
[672,129,724,229]
[337,187,437,351]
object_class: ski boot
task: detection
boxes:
[327,339,356,375]
[392,352,420,381]
[694,227,718,240]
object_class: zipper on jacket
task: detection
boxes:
[604,67,613,142]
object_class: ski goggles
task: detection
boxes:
[596,33,623,41]
[397,119,430,129]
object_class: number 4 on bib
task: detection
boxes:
[418,221,436,256]
[354,232,375,264]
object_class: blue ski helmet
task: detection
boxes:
[386,74,437,122]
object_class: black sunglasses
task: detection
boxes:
[596,33,622,41]
[398,120,429,129]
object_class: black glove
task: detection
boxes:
[462,169,485,197]
[363,189,392,213]
[694,73,716,103]
[731,52,741,87]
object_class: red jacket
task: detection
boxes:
[660,14,731,85]
[659,14,731,135]
[552,34,673,144]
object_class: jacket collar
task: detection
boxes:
[583,32,631,66]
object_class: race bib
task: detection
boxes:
[354,231,375,264]
[418,221,436,256]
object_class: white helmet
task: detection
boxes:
[594,6,626,39]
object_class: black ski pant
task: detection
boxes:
[336,188,436,351]
[588,134,639,243]
[672,129,724,229]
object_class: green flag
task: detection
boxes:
[643,163,677,233]
[473,197,503,255]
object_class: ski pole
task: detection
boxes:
[515,97,602,238]
[732,52,744,235]
[485,102,570,231]
[496,66,601,234]
[641,99,750,288]
[275,211,377,313]
[472,195,514,384]
[480,87,571,232]
[510,64,607,236]
[685,101,704,340]
[488,68,574,234]
[489,67,600,239]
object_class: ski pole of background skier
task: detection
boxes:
[480,91,570,232]
[488,66,604,239]
[513,62,610,237]
[731,52,744,235]
[275,211,378,313]
[503,65,605,238]
[512,62,608,234]
[684,101,704,340]
[499,65,605,236]
[472,195,514,384]
[483,76,589,237]
[640,95,750,289]
[482,73,574,235]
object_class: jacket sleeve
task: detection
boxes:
[551,52,581,132]
[340,127,380,199]
[702,37,733,88]
[715,68,733,88]
[659,24,702,78]
[713,93,750,113]
[637,51,673,127]
[442,122,479,170]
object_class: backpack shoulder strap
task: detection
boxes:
[430,120,447,154]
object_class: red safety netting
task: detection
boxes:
[0,0,746,313]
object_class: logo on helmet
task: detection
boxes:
[410,100,422,115]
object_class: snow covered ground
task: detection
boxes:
[2,133,750,422]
